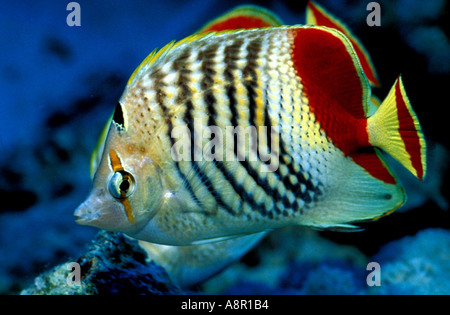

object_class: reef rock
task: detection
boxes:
[202,227,450,295]
[21,231,182,295]
[368,228,450,295]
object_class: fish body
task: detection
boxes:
[74,1,427,285]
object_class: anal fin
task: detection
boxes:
[299,148,405,230]
[139,232,267,287]
[351,147,397,185]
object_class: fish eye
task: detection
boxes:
[108,171,136,199]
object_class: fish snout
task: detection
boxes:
[74,200,100,225]
[73,193,138,233]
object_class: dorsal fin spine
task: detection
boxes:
[127,33,217,87]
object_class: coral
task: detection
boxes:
[298,263,364,295]
[368,228,450,295]
[21,231,182,295]
[202,228,368,294]
[202,227,450,295]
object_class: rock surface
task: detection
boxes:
[21,231,182,295]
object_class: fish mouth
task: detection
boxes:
[73,196,132,232]
[73,201,100,225]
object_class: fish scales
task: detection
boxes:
[122,29,325,229]
[204,30,321,220]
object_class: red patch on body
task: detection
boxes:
[291,28,395,184]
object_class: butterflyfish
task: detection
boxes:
[74,1,426,286]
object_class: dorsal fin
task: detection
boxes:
[291,26,371,121]
[197,5,283,33]
[306,1,380,87]
[126,41,176,86]
[127,33,216,87]
[128,6,282,87]
[90,115,112,179]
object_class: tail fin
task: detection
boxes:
[367,76,427,181]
